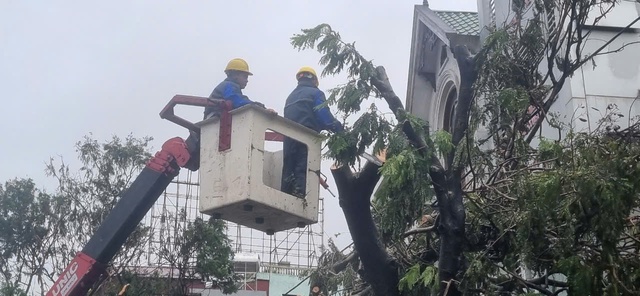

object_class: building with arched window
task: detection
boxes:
[406,4,481,132]
[404,2,639,294]
[407,0,640,138]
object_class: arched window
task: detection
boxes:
[442,87,458,133]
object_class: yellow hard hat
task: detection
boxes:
[296,66,318,79]
[225,58,253,75]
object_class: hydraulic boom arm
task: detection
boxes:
[47,96,226,296]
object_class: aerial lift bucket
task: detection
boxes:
[161,95,323,234]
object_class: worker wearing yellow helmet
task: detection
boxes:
[204,58,272,118]
[281,66,343,198]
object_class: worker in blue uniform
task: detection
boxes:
[204,58,273,119]
[282,66,343,198]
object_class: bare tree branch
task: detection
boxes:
[591,40,640,57]
[403,226,436,238]
[573,16,640,72]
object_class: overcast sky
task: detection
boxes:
[1,0,476,248]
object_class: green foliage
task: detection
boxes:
[2,134,235,295]
[375,137,433,241]
[398,264,437,295]
[293,23,435,244]
[0,179,52,261]
[466,125,640,295]
[188,218,237,294]
[45,135,155,277]
[94,218,237,296]
[537,138,562,161]
[497,88,529,117]
[518,131,640,261]
[0,135,157,294]
[0,282,26,296]
[325,104,391,165]
[292,24,379,114]
[293,24,397,168]
[0,179,65,294]
[556,256,596,295]
[325,131,359,165]
[473,17,549,155]
[293,1,638,294]
[73,134,153,208]
[432,130,453,158]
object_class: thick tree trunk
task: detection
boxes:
[436,187,465,296]
[369,45,476,295]
[371,66,457,295]
[332,162,399,296]
[371,66,453,295]
[437,45,477,295]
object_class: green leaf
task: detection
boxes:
[399,264,422,292]
[421,266,436,287]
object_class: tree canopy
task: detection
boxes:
[0,135,236,295]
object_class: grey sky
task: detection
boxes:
[0,0,476,247]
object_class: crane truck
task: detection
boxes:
[46,94,334,296]
[46,95,228,296]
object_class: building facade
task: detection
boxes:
[407,0,640,137]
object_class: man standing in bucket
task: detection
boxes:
[282,66,343,198]
[204,58,274,119]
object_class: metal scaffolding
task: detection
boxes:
[140,171,325,273]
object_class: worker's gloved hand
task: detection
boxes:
[266,108,278,115]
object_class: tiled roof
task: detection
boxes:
[434,11,480,36]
